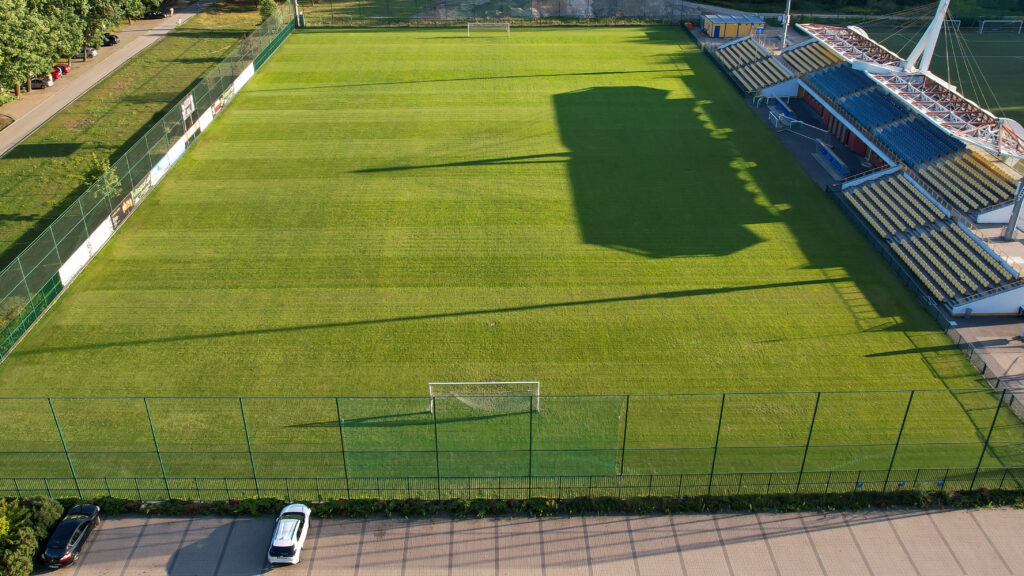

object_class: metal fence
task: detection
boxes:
[5,467,1024,500]
[2,389,1024,498]
[0,4,297,360]
[294,0,694,24]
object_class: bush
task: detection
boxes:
[0,496,63,576]
[259,0,277,21]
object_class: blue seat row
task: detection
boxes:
[805,65,873,100]
[838,89,909,129]
[874,118,964,166]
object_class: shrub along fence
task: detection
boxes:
[0,3,297,361]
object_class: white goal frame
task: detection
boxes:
[429,381,539,413]
[467,21,510,38]
[979,20,1023,34]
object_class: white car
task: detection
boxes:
[267,504,310,566]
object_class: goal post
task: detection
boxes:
[429,381,539,413]
[467,21,511,38]
[979,20,1023,34]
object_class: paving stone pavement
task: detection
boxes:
[40,507,1024,575]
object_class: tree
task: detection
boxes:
[0,0,51,96]
[259,0,278,21]
[83,0,124,56]
[32,0,89,66]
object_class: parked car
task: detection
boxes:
[144,10,168,18]
[40,504,101,568]
[74,47,98,59]
[50,67,63,80]
[54,63,71,75]
[22,76,53,90]
[103,33,119,46]
[267,504,310,566]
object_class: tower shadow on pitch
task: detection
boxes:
[553,85,773,258]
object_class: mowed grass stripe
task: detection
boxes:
[0,27,1020,479]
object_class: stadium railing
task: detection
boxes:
[0,4,298,360]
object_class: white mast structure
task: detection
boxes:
[780,0,793,51]
[902,0,950,74]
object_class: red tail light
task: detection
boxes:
[60,552,73,562]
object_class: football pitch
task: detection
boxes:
[1,27,1023,484]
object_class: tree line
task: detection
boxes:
[0,0,165,102]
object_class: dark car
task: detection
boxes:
[103,33,119,46]
[144,10,168,18]
[41,504,100,568]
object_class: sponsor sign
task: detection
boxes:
[181,93,195,122]
[109,195,135,229]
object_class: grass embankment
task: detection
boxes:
[0,0,261,270]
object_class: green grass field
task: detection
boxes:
[1,26,1023,485]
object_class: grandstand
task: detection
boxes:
[837,88,910,132]
[875,117,964,166]
[703,7,1024,314]
[711,37,793,93]
[916,152,1020,213]
[712,38,767,71]
[890,223,1015,303]
[779,41,842,76]
[803,65,873,102]
[844,173,945,239]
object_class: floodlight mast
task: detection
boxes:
[903,0,951,74]
[781,0,792,49]
[1005,179,1024,241]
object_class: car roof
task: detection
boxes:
[279,503,309,516]
[68,504,98,516]
[272,518,301,546]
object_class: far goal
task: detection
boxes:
[429,381,539,413]
[467,21,511,38]
[978,20,1023,34]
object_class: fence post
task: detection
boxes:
[884,390,915,490]
[143,398,171,499]
[238,398,259,497]
[528,397,534,498]
[618,395,631,476]
[13,478,20,498]
[432,402,441,501]
[707,394,726,496]
[971,390,1006,490]
[334,398,350,499]
[796,392,821,493]
[48,398,81,500]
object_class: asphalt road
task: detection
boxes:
[39,508,1024,575]
[0,0,220,159]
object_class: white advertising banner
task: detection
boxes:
[57,218,114,286]
[198,106,215,132]
[234,63,255,92]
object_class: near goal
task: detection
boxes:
[979,20,1023,34]
[467,21,511,38]
[429,381,539,413]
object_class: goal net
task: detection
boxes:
[979,20,1023,34]
[429,382,539,413]
[467,22,510,37]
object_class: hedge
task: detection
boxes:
[0,496,63,576]
[55,488,1024,520]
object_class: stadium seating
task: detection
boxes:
[803,65,874,101]
[889,223,1015,302]
[837,88,910,131]
[873,117,964,166]
[915,152,1021,213]
[729,58,793,93]
[845,174,945,239]
[779,42,842,76]
[714,38,769,71]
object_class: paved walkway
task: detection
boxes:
[52,508,1024,575]
[0,0,218,159]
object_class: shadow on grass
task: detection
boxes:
[288,410,525,429]
[0,143,82,159]
[15,278,846,356]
